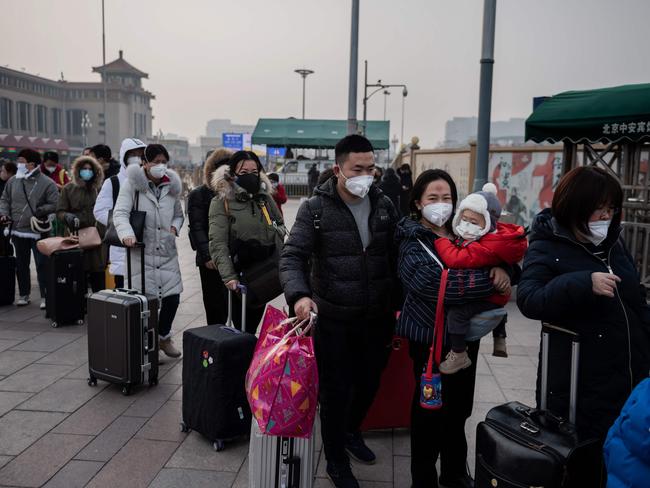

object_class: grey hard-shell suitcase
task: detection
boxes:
[86,246,159,395]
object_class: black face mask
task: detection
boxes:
[236,173,261,194]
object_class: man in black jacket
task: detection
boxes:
[280,135,399,488]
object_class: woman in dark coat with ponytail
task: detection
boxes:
[517,166,650,486]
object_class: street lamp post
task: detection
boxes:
[101,0,107,144]
[382,90,391,121]
[294,69,314,119]
[347,0,360,135]
[361,61,408,137]
[81,112,92,148]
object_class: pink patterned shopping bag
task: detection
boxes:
[246,309,318,438]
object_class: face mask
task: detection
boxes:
[45,165,56,173]
[126,156,142,166]
[587,220,611,246]
[421,203,453,227]
[455,219,484,241]
[236,173,261,194]
[15,163,28,179]
[149,163,167,179]
[340,173,374,198]
[79,169,94,181]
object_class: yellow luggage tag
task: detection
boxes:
[261,203,273,226]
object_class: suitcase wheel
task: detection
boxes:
[87,376,97,387]
[121,385,131,396]
[213,440,225,452]
[180,421,190,433]
[77,319,84,326]
[51,322,58,328]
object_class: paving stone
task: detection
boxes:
[75,416,147,462]
[232,457,248,488]
[0,329,41,341]
[170,385,182,401]
[65,362,90,379]
[36,337,88,366]
[0,363,74,393]
[392,430,410,457]
[11,332,82,353]
[0,456,12,470]
[474,373,507,404]
[17,378,106,413]
[501,387,536,405]
[0,339,21,352]
[490,364,537,391]
[158,361,182,385]
[53,385,136,436]
[0,433,92,487]
[0,410,68,456]
[86,438,178,488]
[0,391,32,417]
[351,432,393,482]
[393,455,411,488]
[122,383,177,418]
[149,468,236,488]
[166,431,247,472]
[0,307,46,324]
[483,351,534,366]
[135,400,186,442]
[42,460,104,488]
[0,350,46,376]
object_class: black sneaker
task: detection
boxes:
[344,432,376,464]
[326,462,360,488]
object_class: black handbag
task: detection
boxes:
[103,192,146,247]
[237,248,282,308]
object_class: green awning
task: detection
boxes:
[252,118,390,149]
[526,83,650,144]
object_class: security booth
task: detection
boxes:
[252,118,390,196]
[526,83,650,289]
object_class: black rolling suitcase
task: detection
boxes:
[475,324,602,488]
[181,285,257,451]
[0,224,15,306]
[86,246,159,396]
[46,248,86,327]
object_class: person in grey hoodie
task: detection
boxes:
[0,149,58,308]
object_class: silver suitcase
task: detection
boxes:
[248,419,317,488]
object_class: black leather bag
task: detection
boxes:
[104,192,145,247]
[237,251,282,309]
[475,325,603,488]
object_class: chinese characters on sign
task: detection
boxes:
[603,122,650,135]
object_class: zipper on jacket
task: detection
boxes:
[554,230,634,393]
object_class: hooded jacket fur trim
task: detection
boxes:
[203,148,233,186]
[210,164,274,201]
[70,156,104,192]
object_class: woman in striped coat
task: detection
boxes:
[396,169,512,488]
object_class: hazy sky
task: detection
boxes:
[5,0,650,147]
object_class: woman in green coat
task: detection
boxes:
[57,155,105,292]
[208,151,285,333]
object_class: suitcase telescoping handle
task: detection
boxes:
[126,243,146,293]
[226,284,247,331]
[540,323,580,425]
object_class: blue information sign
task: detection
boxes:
[222,133,244,150]
[267,147,286,157]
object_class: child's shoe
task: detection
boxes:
[439,350,472,374]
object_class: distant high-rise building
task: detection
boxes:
[205,119,255,140]
[0,50,154,160]
[443,117,525,147]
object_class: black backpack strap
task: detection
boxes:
[110,175,120,206]
[306,195,322,231]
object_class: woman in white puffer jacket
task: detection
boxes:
[113,144,184,358]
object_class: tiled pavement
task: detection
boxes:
[0,199,540,487]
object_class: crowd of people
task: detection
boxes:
[0,132,647,488]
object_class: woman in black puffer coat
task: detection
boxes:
[517,166,650,453]
[187,148,231,325]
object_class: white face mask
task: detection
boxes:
[15,163,28,179]
[587,220,611,246]
[341,173,373,198]
[421,203,453,227]
[126,156,142,166]
[455,219,484,241]
[149,163,167,179]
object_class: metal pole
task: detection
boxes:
[347,0,359,135]
[400,94,405,147]
[362,60,368,135]
[301,75,306,119]
[473,0,497,191]
[383,92,387,121]
[101,0,107,144]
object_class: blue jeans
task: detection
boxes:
[13,236,47,298]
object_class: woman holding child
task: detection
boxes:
[396,169,522,488]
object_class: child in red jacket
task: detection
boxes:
[434,183,527,374]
